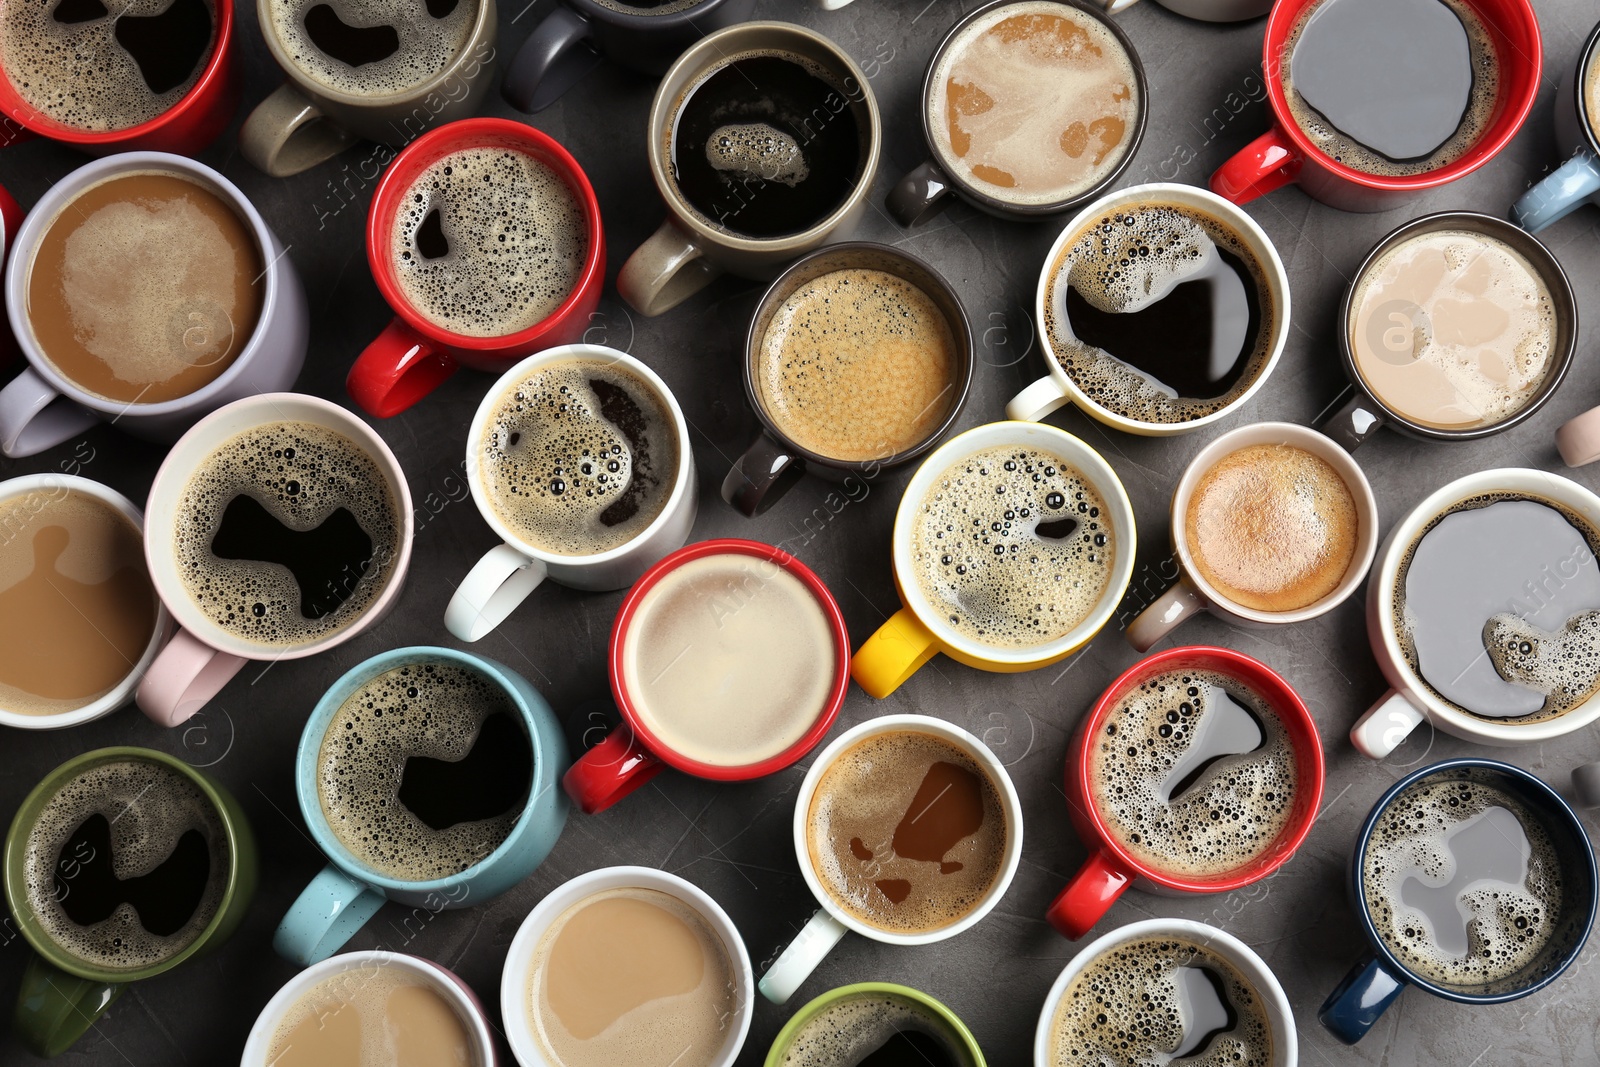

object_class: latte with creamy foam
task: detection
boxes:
[269,965,480,1067]
[266,0,478,98]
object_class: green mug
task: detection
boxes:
[764,982,986,1066]
[3,747,258,1058]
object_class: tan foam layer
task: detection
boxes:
[268,964,480,1067]
[267,0,476,97]
[1587,49,1600,144]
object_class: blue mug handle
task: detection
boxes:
[272,864,386,966]
[1318,952,1408,1045]
[1512,149,1600,233]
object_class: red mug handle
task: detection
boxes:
[1046,850,1132,940]
[1209,126,1303,205]
[561,722,664,814]
[346,318,458,418]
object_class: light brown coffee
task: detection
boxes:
[1186,444,1359,613]
[28,170,264,404]
[268,965,478,1067]
[0,488,158,716]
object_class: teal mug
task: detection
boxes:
[273,646,570,965]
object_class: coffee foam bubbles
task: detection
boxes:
[706,123,809,187]
[268,0,476,97]
[1587,49,1600,145]
[778,993,968,1067]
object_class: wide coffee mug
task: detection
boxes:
[136,393,414,727]
[274,646,569,965]
[345,119,606,419]
[617,21,882,317]
[1511,20,1600,234]
[3,747,257,1058]
[765,983,986,1066]
[0,152,308,458]
[1126,422,1378,652]
[504,0,756,113]
[1319,759,1596,1044]
[240,0,497,176]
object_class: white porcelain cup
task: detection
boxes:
[1127,422,1379,651]
[444,344,697,642]
[758,714,1025,1005]
[500,865,754,1067]
[1352,468,1600,758]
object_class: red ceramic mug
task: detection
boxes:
[562,539,851,814]
[1209,0,1540,212]
[0,182,22,370]
[346,118,606,418]
[1049,645,1325,939]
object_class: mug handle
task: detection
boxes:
[1046,850,1132,940]
[1209,126,1303,205]
[501,6,603,114]
[1318,952,1407,1045]
[1511,149,1600,234]
[617,217,723,318]
[272,864,387,966]
[1349,689,1425,759]
[1006,375,1073,423]
[13,953,123,1058]
[758,908,850,1005]
[721,432,805,517]
[1316,386,1386,453]
[346,318,459,419]
[135,627,248,728]
[851,608,940,699]
[1125,574,1206,653]
[560,722,664,814]
[886,159,956,228]
[444,544,550,642]
[239,82,357,178]
[0,367,99,458]
[1555,405,1600,467]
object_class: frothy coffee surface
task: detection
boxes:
[1587,50,1600,145]
[758,267,958,462]
[391,146,588,338]
[1047,936,1274,1066]
[479,357,679,556]
[930,2,1139,206]
[778,991,975,1067]
[24,758,229,972]
[269,965,479,1067]
[1350,230,1557,431]
[808,730,1008,934]
[910,444,1115,650]
[267,0,477,97]
[1186,444,1359,613]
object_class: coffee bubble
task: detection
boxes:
[706,123,810,187]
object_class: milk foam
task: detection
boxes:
[268,0,476,97]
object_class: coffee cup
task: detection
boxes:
[765,983,986,1066]
[344,118,606,419]
[0,180,21,370]
[561,538,850,813]
[851,421,1136,699]
[827,0,1272,17]
[1034,918,1298,1066]
[1006,183,1290,437]
[1048,646,1324,940]
[723,242,973,516]
[1125,422,1378,652]
[758,714,1024,1005]
[0,474,171,730]
[0,152,308,459]
[1319,758,1596,1044]
[273,646,569,965]
[616,21,882,317]
[3,746,257,1058]
[501,865,754,1067]
[1351,468,1600,759]
[1319,212,1576,451]
[1512,21,1600,234]
[888,0,1148,228]
[443,344,697,642]
[1210,0,1541,212]
[239,0,497,177]
[503,0,756,113]
[135,392,414,728]
[243,950,498,1066]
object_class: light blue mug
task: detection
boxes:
[1512,21,1600,232]
[273,646,570,965]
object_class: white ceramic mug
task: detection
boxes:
[1126,422,1379,651]
[444,344,697,642]
[1006,182,1290,437]
[0,152,308,458]
[500,865,754,1067]
[758,714,1024,1005]
[1352,468,1600,758]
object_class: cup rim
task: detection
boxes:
[788,714,1025,946]
[762,982,986,1067]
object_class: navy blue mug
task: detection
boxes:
[1319,759,1597,1044]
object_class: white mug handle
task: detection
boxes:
[758,909,848,1005]
[444,543,549,642]
[1349,689,1425,759]
[1006,375,1072,423]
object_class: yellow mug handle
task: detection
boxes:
[851,608,940,699]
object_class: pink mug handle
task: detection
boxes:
[1210,126,1303,205]
[136,628,248,727]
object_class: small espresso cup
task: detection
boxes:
[1048,646,1324,940]
[765,983,986,1066]
[1006,182,1290,437]
[136,393,414,727]
[723,242,973,516]
[562,538,850,813]
[345,118,606,419]
[888,0,1148,228]
[1318,212,1576,451]
[503,0,756,113]
[851,421,1136,699]
[240,0,498,177]
[501,865,755,1067]
[274,646,569,965]
[1351,468,1600,759]
[0,152,308,459]
[1512,20,1600,234]
[3,747,258,1058]
[1319,759,1597,1044]
[1035,918,1298,1066]
[443,344,697,642]
[1125,422,1379,652]
[617,21,882,317]
[759,714,1024,1005]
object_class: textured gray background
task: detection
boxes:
[3,0,1600,1064]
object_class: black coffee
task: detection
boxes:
[210,495,373,621]
[303,2,401,68]
[267,0,478,98]
[669,51,865,239]
[596,0,705,9]
[55,815,210,937]
[777,992,973,1067]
